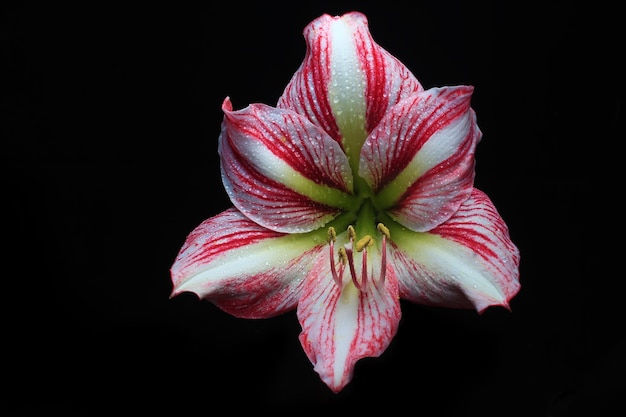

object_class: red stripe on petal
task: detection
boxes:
[170,208,285,289]
[213,246,321,318]
[363,86,476,193]
[392,245,475,308]
[279,12,423,143]
[171,208,323,318]
[388,114,478,231]
[393,188,520,312]
[278,15,342,142]
[222,100,352,192]
[219,98,354,233]
[430,188,521,297]
[221,140,341,233]
[178,210,285,270]
[297,250,401,393]
[355,30,423,132]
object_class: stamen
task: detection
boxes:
[327,226,342,286]
[360,247,368,289]
[343,241,361,291]
[355,235,373,290]
[330,224,390,292]
[377,223,390,283]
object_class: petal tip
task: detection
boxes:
[221,96,233,112]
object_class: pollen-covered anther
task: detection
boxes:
[355,235,373,252]
[377,223,390,239]
[327,226,337,243]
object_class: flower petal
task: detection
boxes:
[277,12,423,167]
[390,188,520,313]
[219,97,356,233]
[361,86,481,232]
[297,245,401,393]
[170,208,326,318]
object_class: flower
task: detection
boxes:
[170,11,520,393]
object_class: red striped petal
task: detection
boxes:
[219,97,355,233]
[297,246,401,393]
[361,86,481,232]
[170,208,324,318]
[277,12,423,155]
[391,188,521,312]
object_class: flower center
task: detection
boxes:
[327,222,389,292]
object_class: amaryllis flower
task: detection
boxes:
[170,11,520,393]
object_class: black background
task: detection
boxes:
[3,1,624,415]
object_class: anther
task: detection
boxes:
[328,224,390,291]
[338,247,348,264]
[377,223,390,239]
[355,235,373,252]
[327,226,336,242]
[347,225,356,240]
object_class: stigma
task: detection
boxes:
[327,223,389,291]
